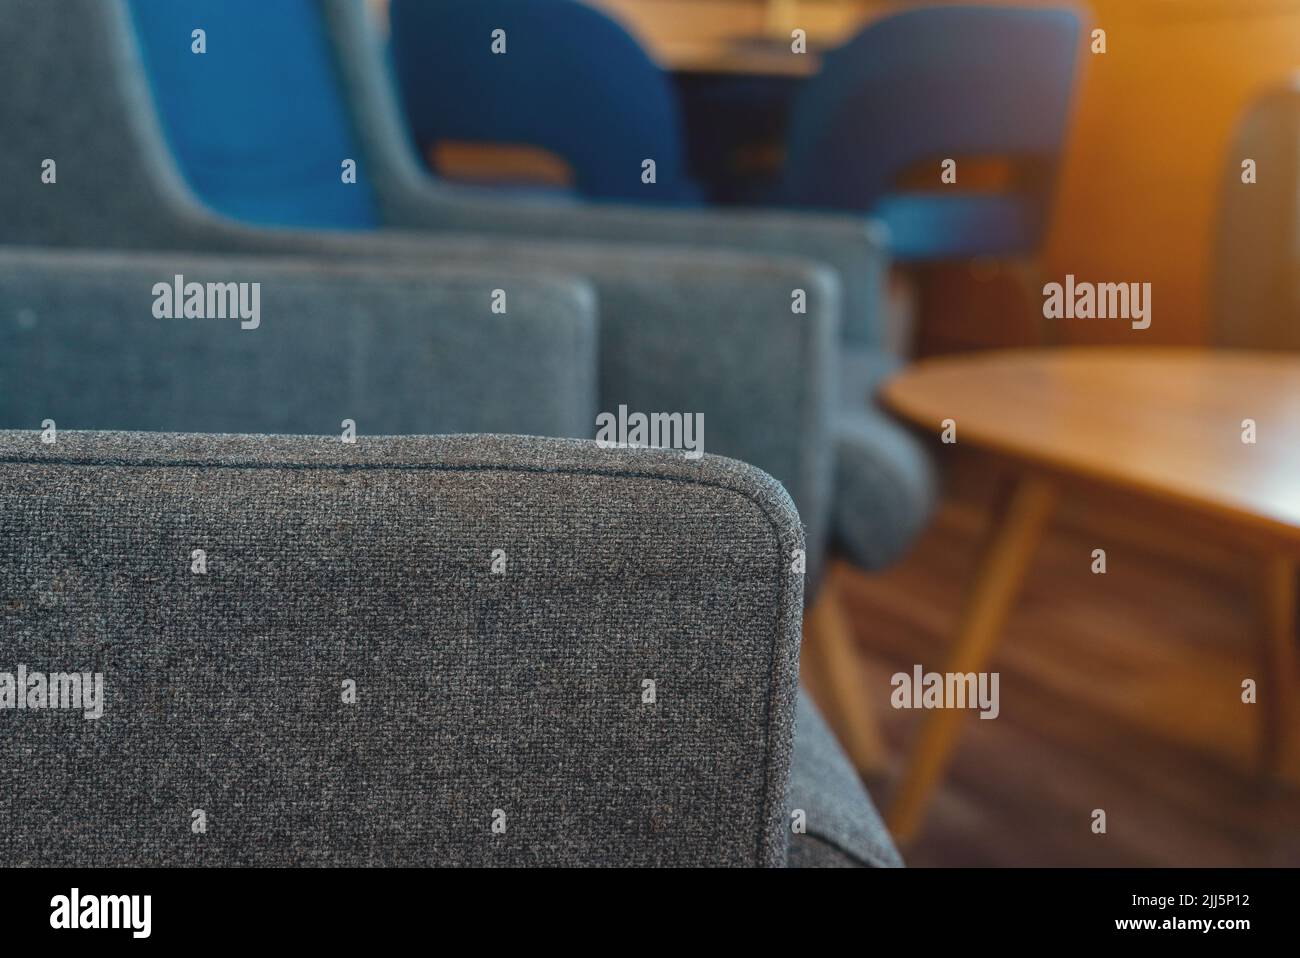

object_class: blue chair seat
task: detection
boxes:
[873,192,1041,262]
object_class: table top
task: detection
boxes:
[881,349,1300,542]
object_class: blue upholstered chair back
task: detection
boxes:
[127,0,381,229]
[388,0,699,204]
[781,6,1081,255]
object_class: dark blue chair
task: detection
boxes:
[780,6,1082,261]
[388,0,701,205]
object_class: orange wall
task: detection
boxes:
[1046,0,1300,344]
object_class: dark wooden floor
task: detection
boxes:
[830,453,1300,867]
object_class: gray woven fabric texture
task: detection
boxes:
[0,431,805,867]
[0,248,597,438]
[0,0,837,575]
[788,691,903,867]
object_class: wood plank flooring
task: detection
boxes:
[831,453,1300,866]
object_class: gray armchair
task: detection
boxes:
[0,429,899,867]
[0,247,597,438]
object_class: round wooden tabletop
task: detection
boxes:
[880,348,1300,543]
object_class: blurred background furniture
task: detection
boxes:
[556,0,1300,353]
[0,248,598,436]
[382,0,1082,400]
[390,0,703,203]
[880,349,1300,839]
[518,0,1300,864]
[777,7,1080,263]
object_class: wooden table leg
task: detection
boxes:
[802,575,889,775]
[887,474,1059,843]
[1257,553,1299,774]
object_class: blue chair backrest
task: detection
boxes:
[782,6,1081,211]
[389,0,698,204]
[127,0,381,229]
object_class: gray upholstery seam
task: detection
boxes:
[0,453,796,866]
[803,825,899,868]
[796,278,826,562]
[796,831,879,869]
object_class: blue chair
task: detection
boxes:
[780,6,1082,261]
[389,0,701,204]
[127,0,382,230]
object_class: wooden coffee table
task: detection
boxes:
[879,348,1300,841]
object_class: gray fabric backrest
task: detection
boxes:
[0,431,805,866]
[0,248,597,438]
[0,0,216,249]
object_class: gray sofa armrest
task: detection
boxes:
[0,431,805,866]
[159,227,842,579]
[0,247,597,438]
[788,691,904,867]
[417,203,891,352]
